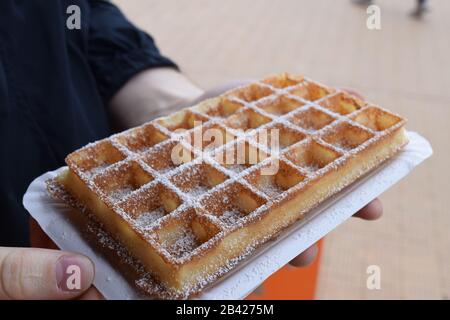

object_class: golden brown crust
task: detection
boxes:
[57,73,409,297]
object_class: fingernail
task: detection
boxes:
[55,255,94,292]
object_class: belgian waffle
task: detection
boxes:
[57,73,408,298]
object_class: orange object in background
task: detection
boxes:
[246,240,322,300]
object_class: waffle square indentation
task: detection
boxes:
[66,140,126,177]
[351,106,403,132]
[243,159,306,197]
[255,95,305,115]
[93,161,154,202]
[318,92,365,115]
[284,140,342,172]
[199,182,267,227]
[153,208,221,260]
[224,108,272,131]
[320,122,374,151]
[214,141,269,174]
[115,123,168,153]
[118,182,183,228]
[288,107,336,132]
[227,83,274,103]
[142,141,195,174]
[288,81,333,101]
[169,162,229,197]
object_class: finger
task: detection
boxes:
[288,243,319,268]
[0,247,94,300]
[353,198,383,220]
[29,218,58,249]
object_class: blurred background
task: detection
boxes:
[114,0,449,299]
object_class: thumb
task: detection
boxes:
[0,247,95,300]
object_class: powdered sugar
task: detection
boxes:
[165,228,199,259]
[59,73,408,298]
[135,207,166,228]
[220,209,247,226]
[256,179,284,197]
[185,185,209,197]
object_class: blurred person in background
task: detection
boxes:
[352,0,429,17]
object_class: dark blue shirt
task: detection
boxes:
[0,0,177,246]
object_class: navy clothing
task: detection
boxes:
[0,0,177,246]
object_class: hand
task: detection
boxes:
[0,220,102,300]
[289,198,383,267]
[109,68,204,129]
[0,247,96,300]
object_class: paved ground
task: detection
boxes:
[115,0,449,299]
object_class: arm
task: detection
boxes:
[109,68,204,129]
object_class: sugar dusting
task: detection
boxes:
[227,164,248,174]
[88,164,110,177]
[257,179,283,197]
[56,73,408,299]
[135,207,166,228]
[220,209,247,226]
[109,186,135,202]
[185,185,209,197]
[165,228,199,259]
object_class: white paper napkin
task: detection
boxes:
[23,131,432,300]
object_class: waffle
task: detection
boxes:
[57,73,408,298]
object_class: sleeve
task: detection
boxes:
[87,0,178,103]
